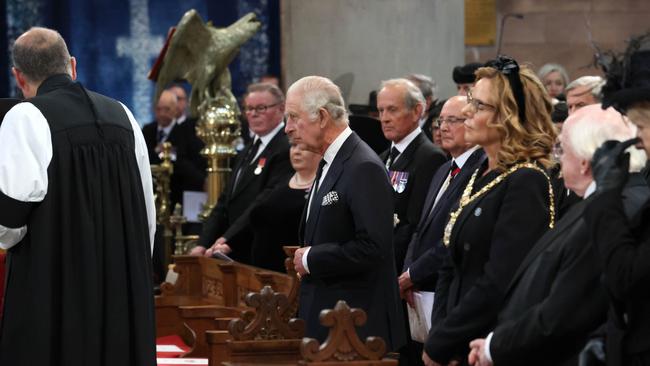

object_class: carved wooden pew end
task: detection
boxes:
[298,301,397,366]
[207,285,306,365]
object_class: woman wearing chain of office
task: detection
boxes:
[422,56,557,366]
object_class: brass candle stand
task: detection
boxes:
[150,142,174,268]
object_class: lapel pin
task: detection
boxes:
[474,207,482,217]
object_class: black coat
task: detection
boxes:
[142,119,206,207]
[489,198,607,366]
[299,132,406,351]
[197,129,292,263]
[404,148,484,291]
[380,132,447,271]
[425,159,554,364]
[585,174,650,365]
[491,174,650,366]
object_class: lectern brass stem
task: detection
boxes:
[196,96,241,221]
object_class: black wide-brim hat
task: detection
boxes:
[600,41,650,113]
[453,62,483,84]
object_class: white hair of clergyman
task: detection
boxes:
[288,76,348,126]
[565,76,606,101]
[565,105,646,172]
[380,78,426,112]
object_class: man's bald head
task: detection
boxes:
[438,96,472,157]
[155,90,178,127]
[13,27,73,84]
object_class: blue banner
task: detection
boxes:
[3,0,279,125]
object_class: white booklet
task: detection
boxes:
[407,291,434,343]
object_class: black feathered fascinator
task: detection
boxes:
[594,31,650,113]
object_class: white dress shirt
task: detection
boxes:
[302,126,353,273]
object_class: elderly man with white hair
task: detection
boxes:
[565,76,606,115]
[467,104,649,366]
[286,75,406,352]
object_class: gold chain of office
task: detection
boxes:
[443,162,555,248]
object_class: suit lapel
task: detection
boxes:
[505,199,586,295]
[447,154,490,252]
[231,130,285,198]
[304,133,359,244]
[417,161,451,229]
[390,133,425,172]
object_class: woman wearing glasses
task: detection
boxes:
[423,56,557,366]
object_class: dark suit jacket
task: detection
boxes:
[142,120,206,207]
[403,148,484,291]
[299,132,406,351]
[425,160,553,364]
[585,174,650,363]
[380,132,447,271]
[197,128,292,263]
[421,100,445,142]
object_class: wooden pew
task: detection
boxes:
[156,255,297,358]
[211,298,397,366]
[298,301,397,366]
[207,285,305,366]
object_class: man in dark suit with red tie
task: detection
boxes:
[192,83,292,263]
[286,75,406,352]
[397,96,483,363]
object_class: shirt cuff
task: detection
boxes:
[484,331,494,363]
[302,246,312,274]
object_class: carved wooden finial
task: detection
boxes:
[300,301,387,362]
[228,285,305,341]
[281,246,301,321]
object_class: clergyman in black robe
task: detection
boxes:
[0,27,157,366]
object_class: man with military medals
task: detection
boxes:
[377,78,447,365]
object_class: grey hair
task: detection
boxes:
[380,78,426,111]
[406,73,437,101]
[12,27,72,83]
[287,76,348,126]
[247,82,285,104]
[537,63,570,86]
[565,76,605,101]
[565,105,646,172]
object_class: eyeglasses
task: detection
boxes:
[244,102,280,114]
[467,90,496,113]
[435,116,466,128]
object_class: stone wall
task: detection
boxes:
[468,0,650,81]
